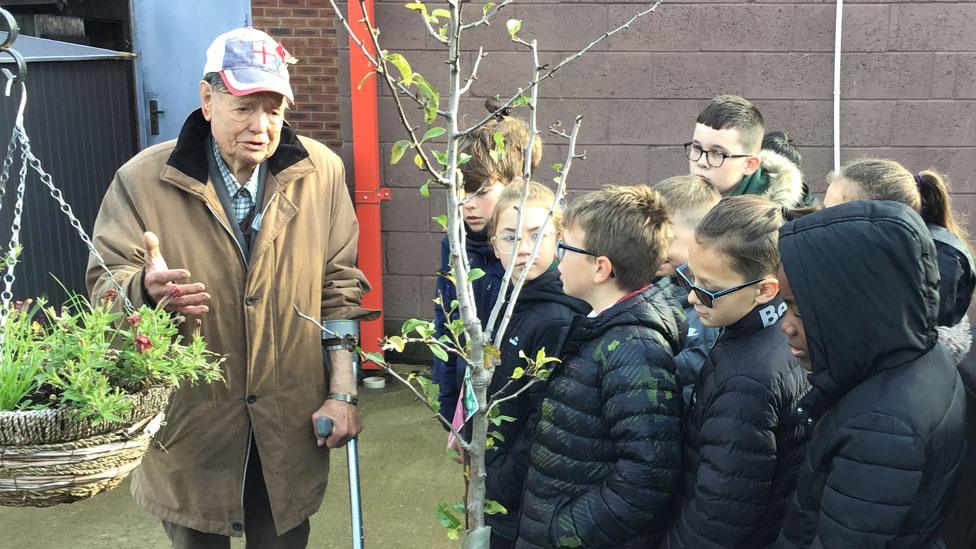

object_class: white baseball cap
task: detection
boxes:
[203,27,296,103]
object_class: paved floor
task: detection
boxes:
[0,371,462,548]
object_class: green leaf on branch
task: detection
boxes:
[458,152,472,166]
[483,2,496,17]
[448,319,465,338]
[433,214,448,230]
[438,24,449,40]
[511,94,532,108]
[489,430,506,442]
[467,268,486,283]
[384,52,414,86]
[410,373,441,413]
[432,150,449,165]
[422,126,446,142]
[506,19,522,40]
[362,351,387,366]
[511,366,525,380]
[414,153,424,170]
[405,2,427,16]
[383,335,406,353]
[552,162,564,173]
[413,75,440,124]
[430,8,451,22]
[420,180,430,198]
[435,501,462,529]
[390,139,411,165]
[485,499,509,516]
[490,131,506,162]
[429,343,449,362]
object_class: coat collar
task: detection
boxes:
[163,109,314,195]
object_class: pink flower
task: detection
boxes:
[127,312,141,327]
[135,334,153,353]
[105,288,119,301]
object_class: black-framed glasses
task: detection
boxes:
[556,240,599,262]
[675,263,765,308]
[683,142,752,168]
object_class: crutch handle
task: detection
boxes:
[315,416,334,438]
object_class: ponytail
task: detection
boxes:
[917,170,971,252]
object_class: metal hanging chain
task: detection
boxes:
[1,142,29,310]
[14,121,134,313]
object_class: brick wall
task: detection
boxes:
[253,0,342,149]
[333,2,976,340]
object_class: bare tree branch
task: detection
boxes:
[487,377,541,414]
[493,116,584,341]
[461,0,662,136]
[460,0,516,31]
[458,47,487,95]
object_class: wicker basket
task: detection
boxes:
[0,386,173,507]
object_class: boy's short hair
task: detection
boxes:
[460,107,543,194]
[695,195,784,280]
[490,181,562,234]
[697,95,765,153]
[653,175,721,228]
[564,185,670,291]
[762,130,801,167]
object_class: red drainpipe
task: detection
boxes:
[346,0,389,370]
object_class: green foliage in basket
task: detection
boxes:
[0,293,224,426]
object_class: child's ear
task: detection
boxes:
[755,277,780,305]
[594,256,614,284]
[744,154,762,175]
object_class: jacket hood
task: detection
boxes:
[779,200,940,414]
[567,284,685,356]
[514,267,590,316]
[167,109,310,184]
[759,148,805,209]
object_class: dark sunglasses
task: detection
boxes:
[675,263,765,308]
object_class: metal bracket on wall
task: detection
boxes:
[354,187,391,204]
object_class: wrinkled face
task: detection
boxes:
[686,239,767,327]
[492,205,558,282]
[689,123,759,195]
[557,224,594,302]
[201,83,286,180]
[823,177,858,208]
[778,264,811,370]
[657,222,695,278]
[462,182,505,232]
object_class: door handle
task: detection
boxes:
[149,99,165,135]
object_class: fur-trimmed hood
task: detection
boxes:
[758,148,805,208]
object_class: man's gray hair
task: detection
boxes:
[203,72,227,93]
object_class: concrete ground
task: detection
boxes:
[0,369,463,548]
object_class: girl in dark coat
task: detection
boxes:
[483,182,589,548]
[776,200,966,548]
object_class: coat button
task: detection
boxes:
[245,296,258,306]
[232,522,243,532]
[246,394,258,404]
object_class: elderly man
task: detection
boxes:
[87,28,373,548]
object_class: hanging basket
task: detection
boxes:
[0,385,173,507]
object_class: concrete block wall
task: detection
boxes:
[253,0,342,149]
[329,1,976,341]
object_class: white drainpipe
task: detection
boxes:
[833,0,844,172]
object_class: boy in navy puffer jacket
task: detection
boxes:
[516,185,684,549]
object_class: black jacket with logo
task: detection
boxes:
[484,267,590,542]
[663,298,810,549]
[776,200,966,549]
[515,285,684,548]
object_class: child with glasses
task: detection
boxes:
[432,100,543,422]
[686,95,809,208]
[653,175,722,405]
[663,195,810,549]
[516,185,683,548]
[776,200,965,549]
[482,182,589,548]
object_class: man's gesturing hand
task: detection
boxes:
[142,231,211,315]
